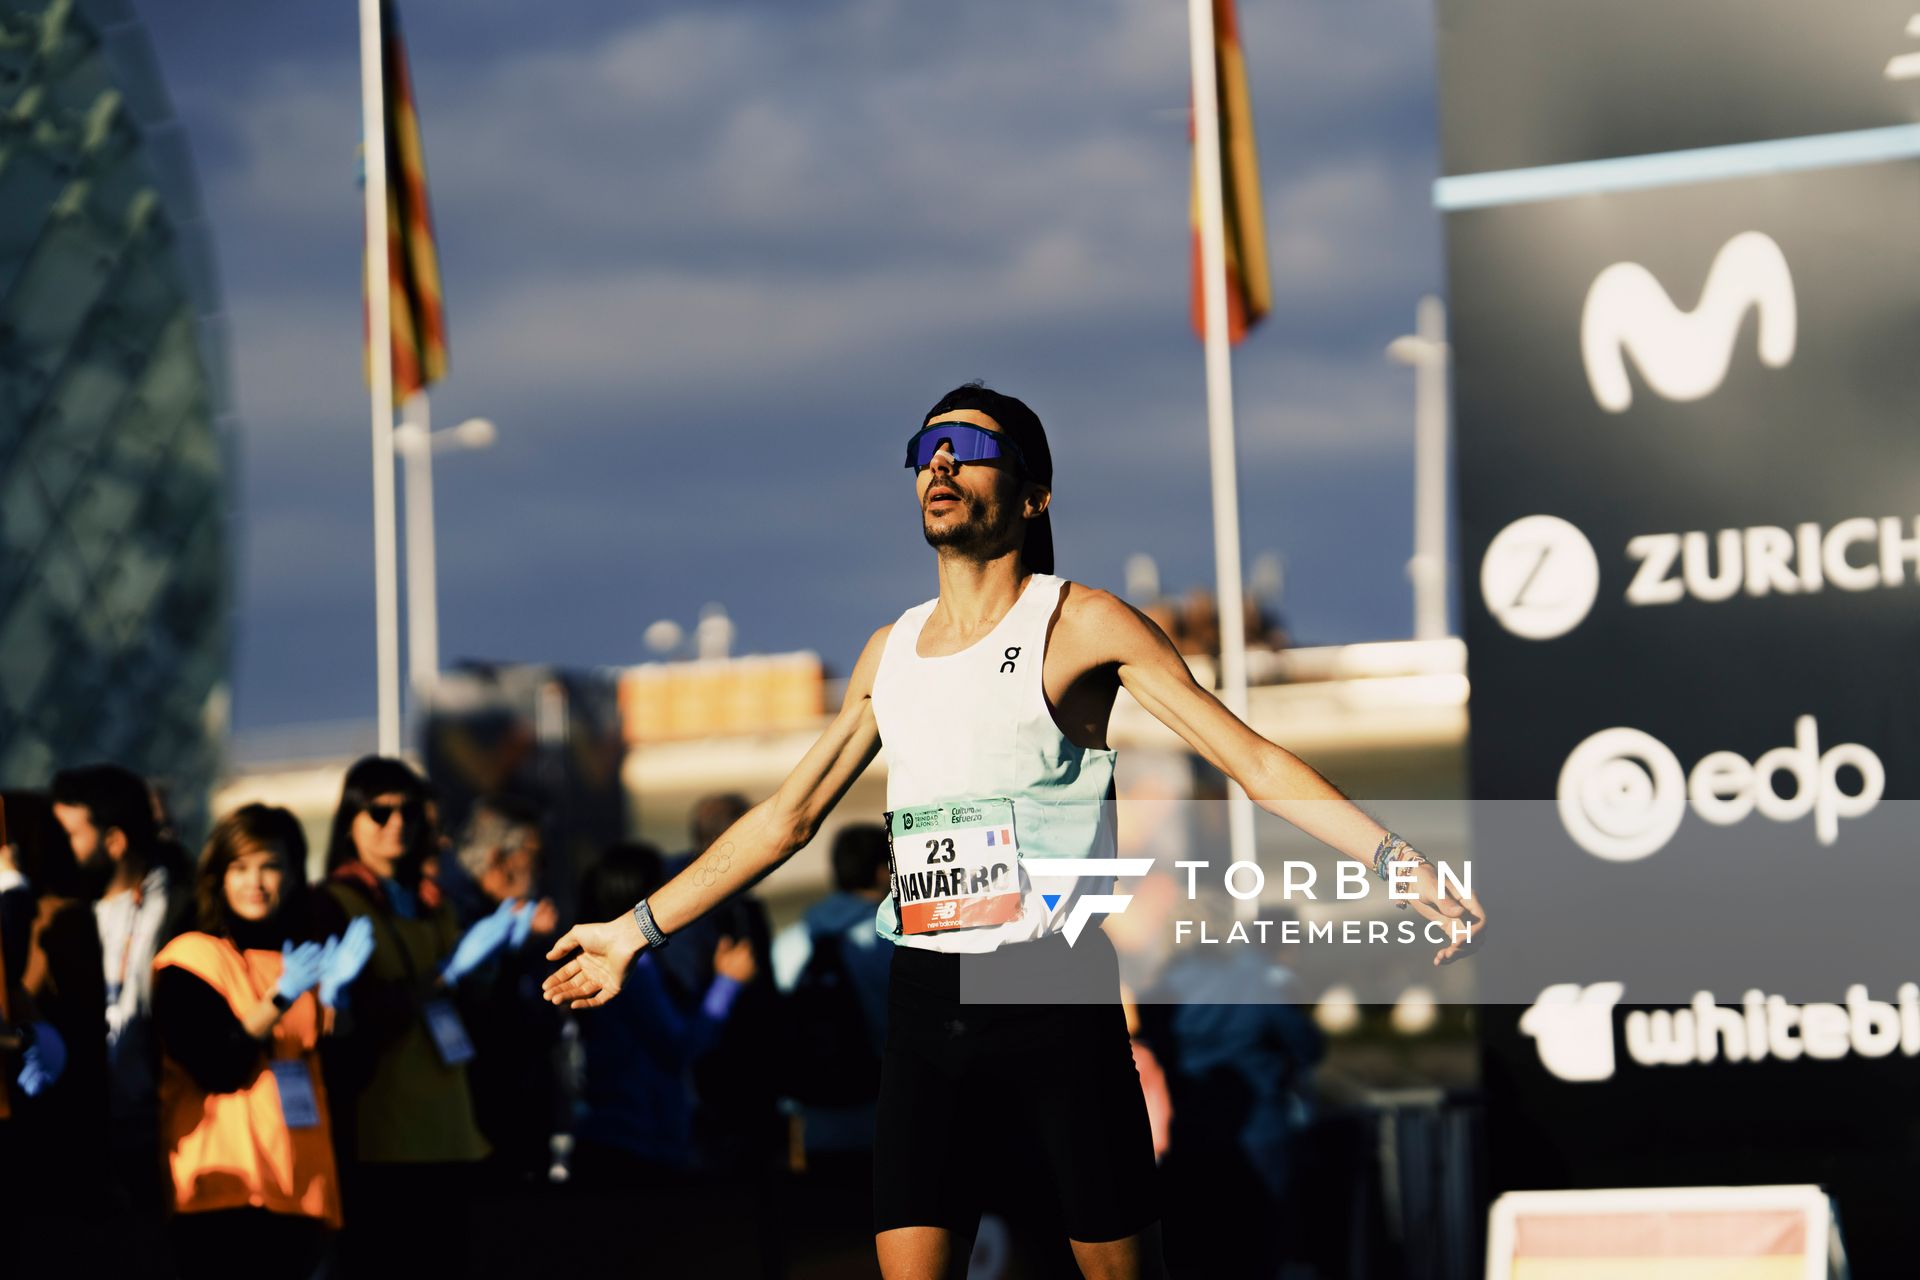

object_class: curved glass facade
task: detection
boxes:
[0,0,232,829]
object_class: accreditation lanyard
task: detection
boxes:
[362,899,475,1068]
[103,879,148,1007]
[217,935,322,1131]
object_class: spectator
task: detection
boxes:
[657,795,779,1142]
[661,794,786,1271]
[1138,899,1326,1278]
[770,823,892,1153]
[0,792,107,1210]
[769,823,894,1271]
[558,840,759,1276]
[314,756,516,1278]
[153,805,373,1280]
[570,841,755,1182]
[445,794,564,1183]
[0,793,71,1192]
[51,763,191,1219]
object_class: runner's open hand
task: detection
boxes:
[543,915,643,1009]
[1396,857,1487,966]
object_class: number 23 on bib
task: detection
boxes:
[885,799,1023,934]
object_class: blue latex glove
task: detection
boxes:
[319,916,376,1008]
[17,1020,66,1097]
[276,940,326,1005]
[508,900,535,951]
[441,898,517,985]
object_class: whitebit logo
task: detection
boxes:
[1520,982,1624,1082]
[1581,230,1796,413]
[1523,982,1920,1082]
[1556,717,1883,862]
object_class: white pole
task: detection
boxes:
[1187,0,1258,905]
[359,0,401,756]
[401,392,440,695]
[1393,295,1451,641]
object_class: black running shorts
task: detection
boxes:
[871,927,1160,1244]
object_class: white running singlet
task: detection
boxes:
[870,573,1120,953]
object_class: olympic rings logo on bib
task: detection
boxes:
[885,798,1024,933]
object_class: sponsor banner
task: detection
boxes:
[1438,0,1920,1264]
[1435,0,1920,175]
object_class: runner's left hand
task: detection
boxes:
[1395,857,1487,966]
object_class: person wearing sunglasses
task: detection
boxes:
[314,756,518,1278]
[546,382,1487,1280]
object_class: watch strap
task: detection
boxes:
[632,897,669,950]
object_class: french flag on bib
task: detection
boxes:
[985,828,1013,847]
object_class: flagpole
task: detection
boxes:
[359,0,402,756]
[1408,295,1451,640]
[400,391,439,698]
[1187,0,1258,899]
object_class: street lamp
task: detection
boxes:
[393,407,497,696]
[1387,295,1451,642]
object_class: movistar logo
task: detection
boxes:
[1580,230,1796,413]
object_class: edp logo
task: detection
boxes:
[1557,716,1884,862]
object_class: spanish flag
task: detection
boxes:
[1190,0,1271,345]
[367,0,447,397]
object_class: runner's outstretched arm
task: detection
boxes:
[542,626,890,1008]
[1073,589,1487,965]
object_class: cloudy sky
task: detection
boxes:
[142,0,1446,732]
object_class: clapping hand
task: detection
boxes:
[319,916,376,1008]
[443,898,518,984]
[16,1021,66,1097]
[509,899,536,951]
[275,940,327,1004]
[713,935,757,984]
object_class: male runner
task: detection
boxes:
[544,383,1486,1279]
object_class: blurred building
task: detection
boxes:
[0,0,233,829]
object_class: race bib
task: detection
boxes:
[423,998,475,1067]
[887,798,1023,934]
[270,1059,321,1130]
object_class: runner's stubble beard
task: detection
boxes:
[921,477,1023,563]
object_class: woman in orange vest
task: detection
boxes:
[153,804,373,1280]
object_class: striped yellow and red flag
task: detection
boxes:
[366,0,447,397]
[1190,0,1271,345]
